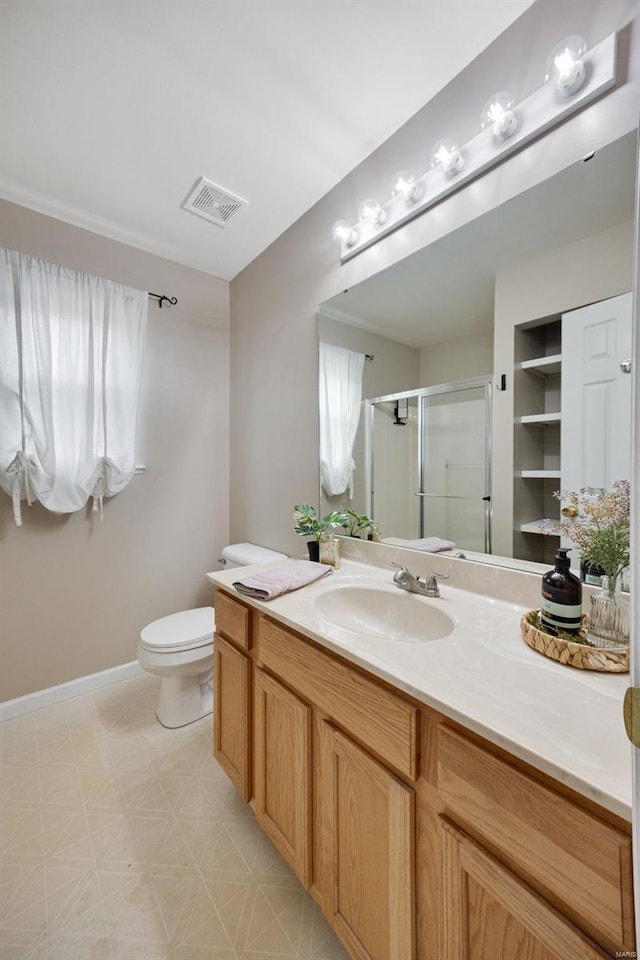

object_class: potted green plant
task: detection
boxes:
[342,507,374,538]
[293,504,347,561]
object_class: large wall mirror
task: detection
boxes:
[318,129,637,571]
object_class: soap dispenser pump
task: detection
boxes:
[541,548,582,634]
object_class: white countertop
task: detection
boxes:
[206,558,633,820]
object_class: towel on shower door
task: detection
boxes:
[382,536,456,552]
[232,559,333,600]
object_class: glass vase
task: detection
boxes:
[587,576,630,648]
[319,532,341,568]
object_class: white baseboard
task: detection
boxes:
[0,661,145,723]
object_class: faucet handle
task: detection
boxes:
[424,573,445,597]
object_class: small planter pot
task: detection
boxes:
[307,540,320,562]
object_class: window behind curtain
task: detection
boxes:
[0,248,148,524]
[319,342,365,498]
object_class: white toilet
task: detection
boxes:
[137,542,287,727]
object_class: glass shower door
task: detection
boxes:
[418,381,492,553]
[368,394,420,539]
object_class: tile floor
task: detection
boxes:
[0,673,349,960]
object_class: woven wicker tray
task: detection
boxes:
[521,610,629,673]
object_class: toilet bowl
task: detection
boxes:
[137,542,287,727]
[138,607,215,728]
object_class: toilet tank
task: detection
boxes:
[221,542,287,570]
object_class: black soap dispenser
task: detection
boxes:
[541,548,582,634]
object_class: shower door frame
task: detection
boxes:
[365,376,493,552]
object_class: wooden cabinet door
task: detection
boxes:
[440,818,609,960]
[324,724,415,960]
[254,668,312,887]
[214,635,251,800]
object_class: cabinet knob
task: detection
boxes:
[561,505,579,518]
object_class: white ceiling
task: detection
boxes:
[0,0,533,281]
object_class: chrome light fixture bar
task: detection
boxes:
[336,32,617,262]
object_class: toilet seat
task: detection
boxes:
[140,607,215,654]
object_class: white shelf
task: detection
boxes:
[519,470,561,479]
[519,519,559,535]
[517,354,562,376]
[515,412,562,425]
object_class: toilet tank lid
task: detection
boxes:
[140,607,215,648]
[222,542,288,566]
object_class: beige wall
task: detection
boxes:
[230,0,640,558]
[420,330,494,387]
[492,218,635,557]
[0,200,229,701]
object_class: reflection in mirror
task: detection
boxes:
[318,130,637,571]
[366,379,492,553]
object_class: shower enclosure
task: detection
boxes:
[364,377,493,554]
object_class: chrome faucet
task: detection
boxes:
[391,563,447,598]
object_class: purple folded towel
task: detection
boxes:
[232,559,333,600]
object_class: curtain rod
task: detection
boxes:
[149,292,178,309]
[365,353,374,361]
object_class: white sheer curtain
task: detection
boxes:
[319,342,365,497]
[0,248,148,524]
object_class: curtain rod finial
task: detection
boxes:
[149,293,178,309]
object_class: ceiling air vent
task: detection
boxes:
[181,177,248,228]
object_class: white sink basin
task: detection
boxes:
[314,585,455,642]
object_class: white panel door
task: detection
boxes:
[561,292,633,493]
[561,294,633,569]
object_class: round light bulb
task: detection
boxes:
[430,138,463,176]
[481,91,518,141]
[391,171,422,204]
[544,35,587,97]
[358,198,387,226]
[331,219,358,246]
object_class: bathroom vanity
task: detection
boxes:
[207,551,635,960]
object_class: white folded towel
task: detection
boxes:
[383,536,455,553]
[232,559,333,600]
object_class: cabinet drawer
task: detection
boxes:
[215,590,250,650]
[258,616,419,780]
[437,726,635,953]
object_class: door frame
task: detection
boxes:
[630,126,640,934]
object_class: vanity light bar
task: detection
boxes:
[333,32,617,263]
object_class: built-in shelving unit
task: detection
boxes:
[516,355,562,375]
[513,316,562,563]
[519,470,561,479]
[515,413,562,425]
[519,519,550,534]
